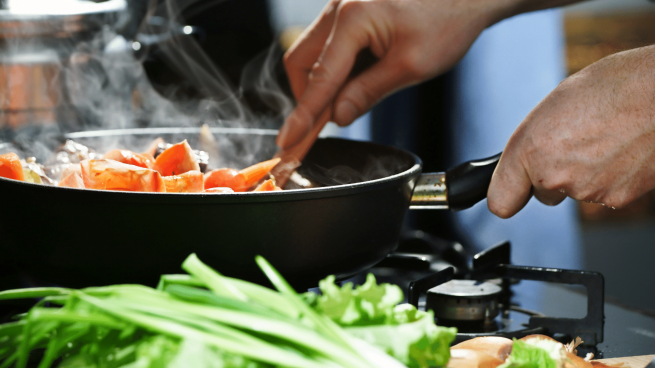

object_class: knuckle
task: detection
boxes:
[349,87,374,111]
[337,0,365,20]
[603,191,634,209]
[397,52,431,80]
[308,62,333,86]
[571,189,593,202]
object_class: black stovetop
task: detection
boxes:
[353,234,655,359]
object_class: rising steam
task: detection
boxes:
[0,0,293,168]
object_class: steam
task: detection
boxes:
[0,0,293,169]
[0,0,409,184]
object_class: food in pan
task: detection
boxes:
[0,254,457,368]
[0,137,283,193]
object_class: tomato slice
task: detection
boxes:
[81,159,166,192]
[58,172,85,189]
[103,149,154,169]
[0,152,24,181]
[152,140,200,176]
[163,170,204,193]
[204,158,282,192]
[240,158,281,188]
[204,168,247,192]
[253,179,281,192]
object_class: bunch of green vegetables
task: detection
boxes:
[0,254,456,368]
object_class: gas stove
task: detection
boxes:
[349,231,655,359]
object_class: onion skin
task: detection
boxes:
[447,349,504,368]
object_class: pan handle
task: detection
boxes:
[410,152,502,211]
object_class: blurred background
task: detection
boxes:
[1,0,654,314]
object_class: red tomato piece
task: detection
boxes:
[58,172,85,189]
[240,158,281,189]
[152,140,199,176]
[253,179,281,192]
[103,149,154,169]
[81,159,166,192]
[0,152,24,181]
[204,168,248,192]
[163,170,204,193]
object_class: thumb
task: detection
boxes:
[487,152,533,219]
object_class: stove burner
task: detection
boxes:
[427,280,501,323]
[374,240,605,350]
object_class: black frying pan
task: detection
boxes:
[0,127,499,289]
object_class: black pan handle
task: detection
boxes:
[446,152,502,211]
[410,152,502,211]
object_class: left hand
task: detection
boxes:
[487,45,655,218]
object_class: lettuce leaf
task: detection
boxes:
[306,274,457,368]
[498,339,561,368]
[311,274,404,326]
[346,307,456,368]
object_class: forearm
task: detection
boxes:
[485,0,592,26]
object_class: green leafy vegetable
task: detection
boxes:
[311,274,403,326]
[0,255,456,368]
[305,274,457,368]
[498,339,563,368]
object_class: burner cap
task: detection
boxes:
[426,280,502,323]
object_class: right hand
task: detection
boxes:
[277,0,514,149]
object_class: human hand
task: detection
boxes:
[276,0,515,149]
[487,45,655,218]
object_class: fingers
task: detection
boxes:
[487,152,533,219]
[488,149,569,218]
[332,56,417,126]
[278,2,372,148]
[284,0,341,101]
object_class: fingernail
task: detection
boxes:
[335,100,358,125]
[277,110,313,149]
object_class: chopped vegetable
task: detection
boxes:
[254,178,281,191]
[0,152,24,181]
[0,255,456,368]
[204,168,248,192]
[163,170,204,193]
[81,159,166,192]
[240,158,281,188]
[153,140,200,176]
[58,172,85,189]
[205,158,281,192]
[21,167,43,184]
[104,149,155,169]
[2,134,287,193]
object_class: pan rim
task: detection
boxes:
[0,127,423,202]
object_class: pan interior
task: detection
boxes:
[2,127,420,188]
